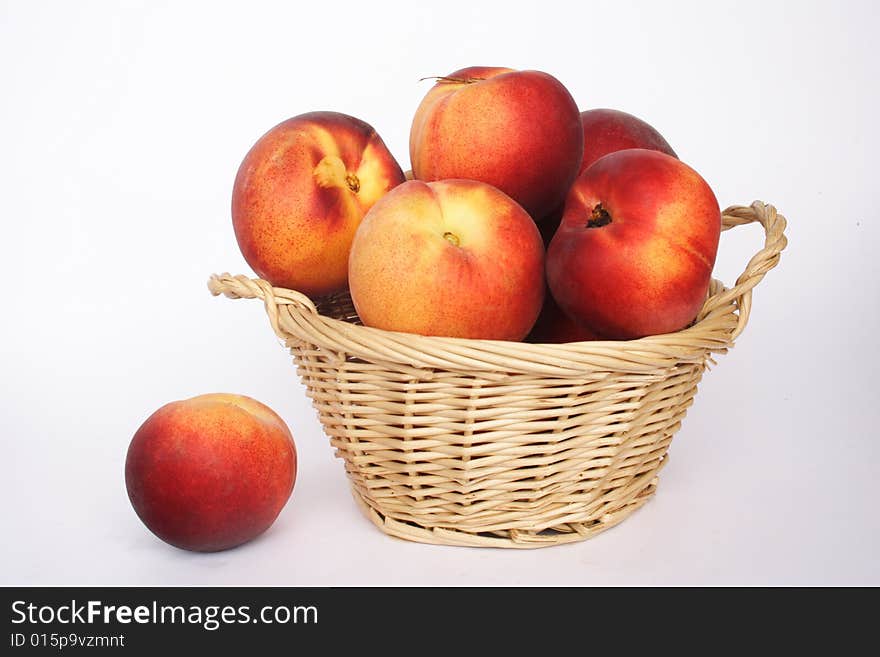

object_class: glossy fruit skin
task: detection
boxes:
[547,149,721,340]
[232,111,405,296]
[125,394,297,552]
[410,67,583,219]
[578,108,677,175]
[348,178,545,341]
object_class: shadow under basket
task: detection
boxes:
[209,201,787,549]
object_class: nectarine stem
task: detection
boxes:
[419,76,483,85]
[443,231,461,247]
[587,204,612,228]
[345,173,360,193]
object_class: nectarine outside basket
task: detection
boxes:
[209,201,787,549]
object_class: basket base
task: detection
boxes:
[350,477,659,549]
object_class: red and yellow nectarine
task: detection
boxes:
[232,111,405,296]
[410,67,583,219]
[125,394,297,552]
[578,108,677,175]
[547,149,721,340]
[348,179,545,340]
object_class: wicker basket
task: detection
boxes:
[209,201,787,548]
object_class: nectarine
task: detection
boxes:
[547,149,720,340]
[348,179,545,340]
[410,67,583,219]
[578,108,677,175]
[526,292,602,344]
[232,111,405,296]
[125,394,297,552]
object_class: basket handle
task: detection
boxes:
[700,201,788,340]
[207,273,318,342]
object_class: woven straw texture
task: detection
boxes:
[209,201,787,548]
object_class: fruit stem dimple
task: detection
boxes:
[587,203,612,228]
[313,155,346,189]
[314,155,360,194]
[443,231,461,247]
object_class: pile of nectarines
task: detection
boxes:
[232,66,721,342]
[125,66,725,554]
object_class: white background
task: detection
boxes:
[2,0,878,586]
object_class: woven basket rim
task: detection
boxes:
[209,201,787,375]
[284,276,731,345]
